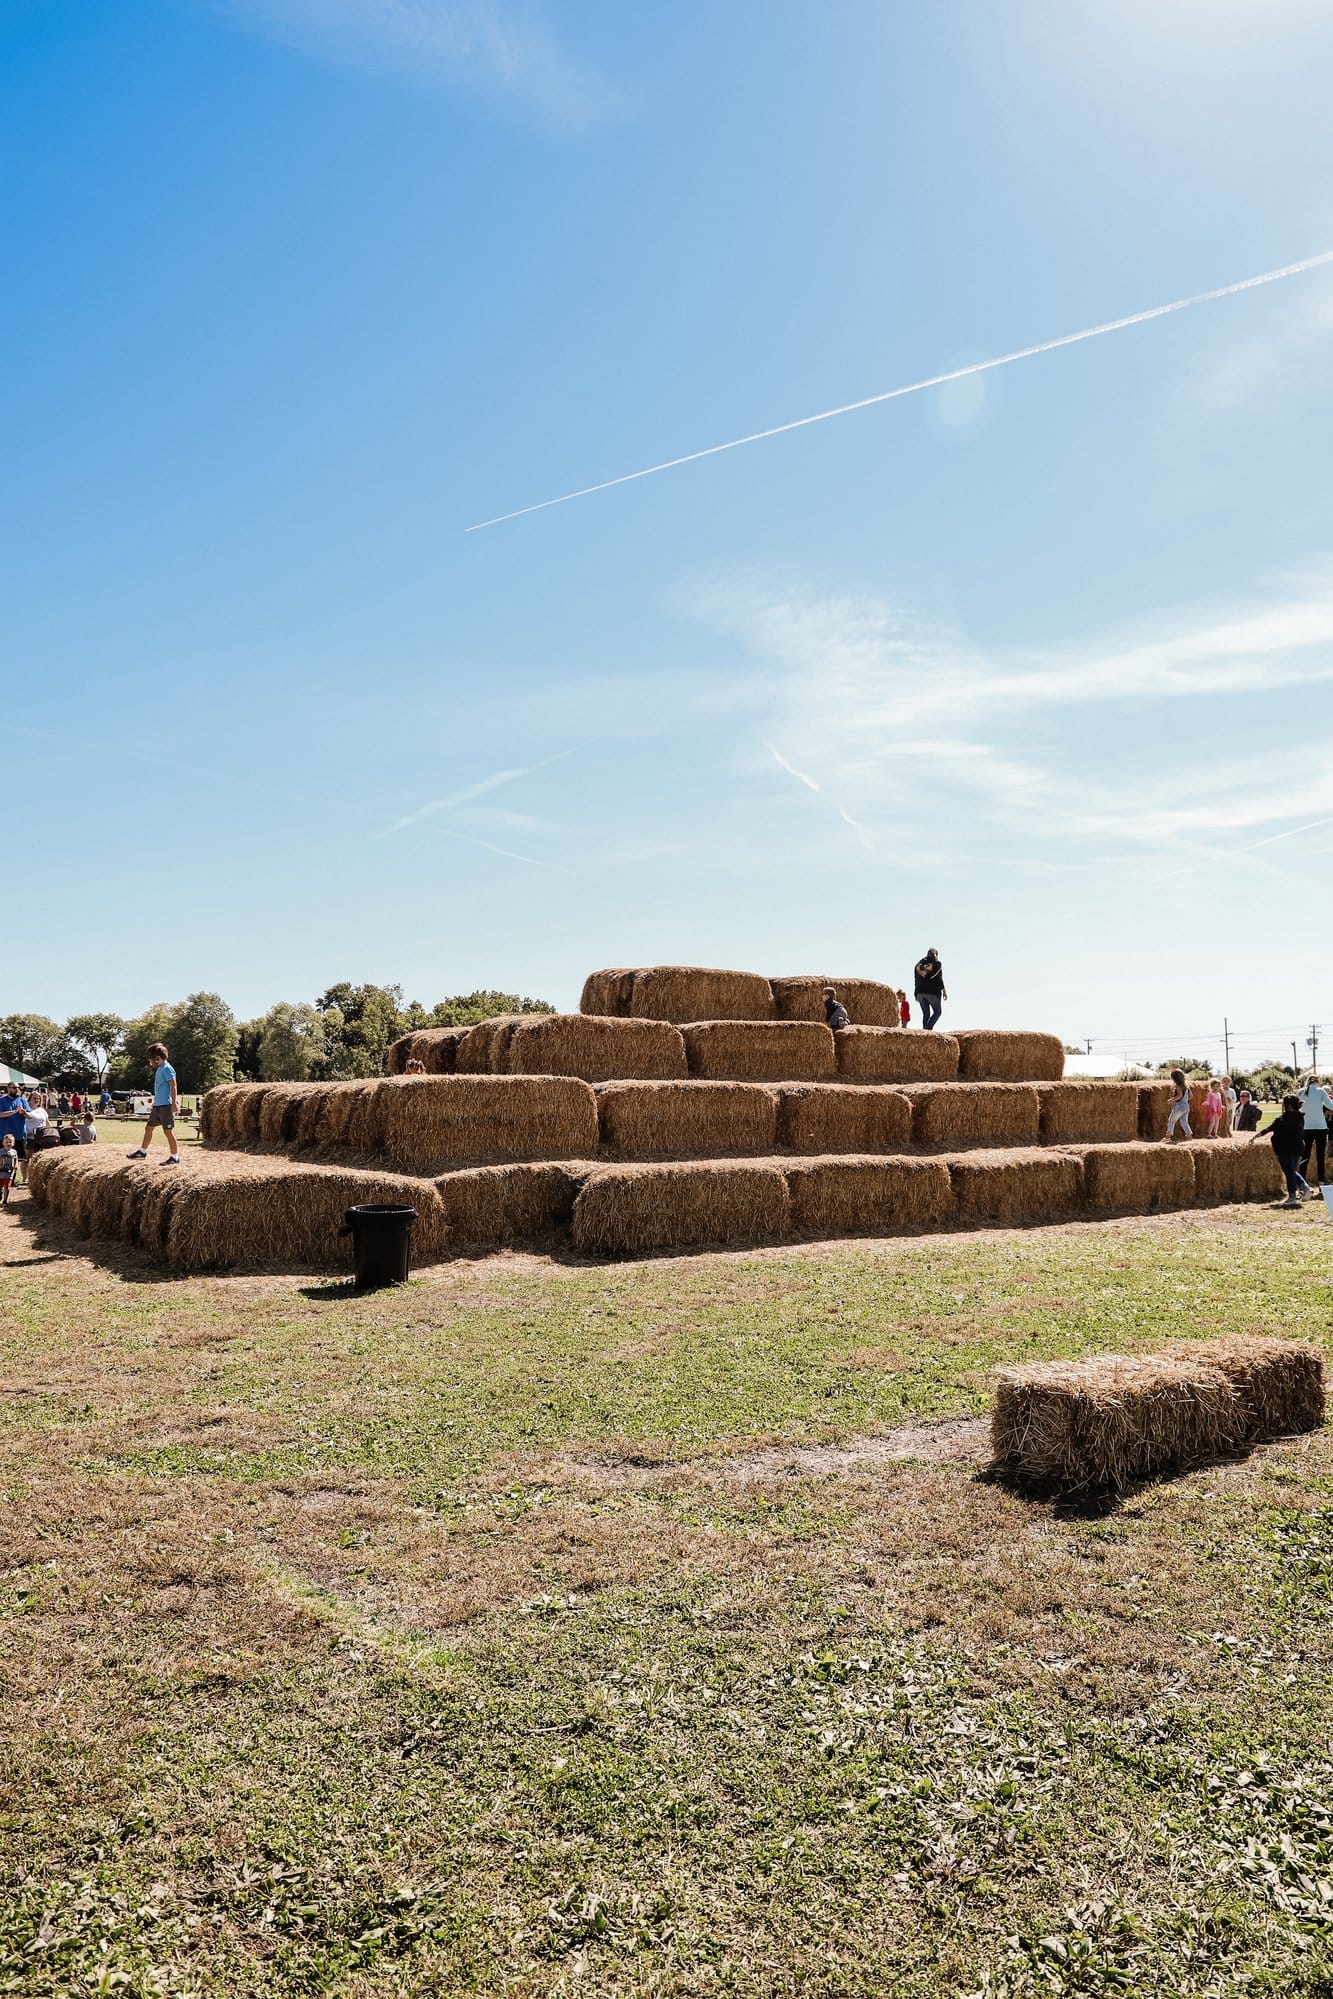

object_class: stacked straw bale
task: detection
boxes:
[991,1354,1245,1491]
[295,1084,337,1151]
[1081,1141,1195,1213]
[834,1027,959,1083]
[949,1147,1084,1224]
[386,1027,472,1076]
[167,1157,447,1273]
[774,1084,911,1154]
[786,1156,953,1237]
[682,1020,836,1082]
[379,1074,598,1171]
[455,1016,526,1074]
[1188,1081,1213,1129]
[910,1083,1040,1150]
[572,1160,790,1253]
[342,1078,401,1157]
[954,1030,1065,1082]
[771,977,902,1027]
[1137,1080,1175,1139]
[596,1081,777,1159]
[628,967,776,1024]
[435,1162,587,1250]
[1162,1337,1325,1441]
[1037,1081,1140,1145]
[1183,1138,1283,1205]
[209,1083,269,1146]
[579,969,637,1017]
[313,1082,367,1152]
[258,1084,315,1150]
[199,1088,228,1144]
[502,1014,687,1083]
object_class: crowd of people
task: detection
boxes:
[1163,1066,1331,1207]
[0,1083,100,1200]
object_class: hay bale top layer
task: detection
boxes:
[770,977,902,1028]
[502,1013,687,1083]
[682,1019,836,1082]
[386,1026,472,1076]
[835,1027,960,1083]
[380,1073,598,1168]
[627,966,777,1023]
[954,1030,1065,1082]
[579,969,636,1017]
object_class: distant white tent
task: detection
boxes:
[4,1064,42,1091]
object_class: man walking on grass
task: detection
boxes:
[127,1042,181,1165]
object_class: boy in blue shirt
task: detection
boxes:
[127,1042,181,1165]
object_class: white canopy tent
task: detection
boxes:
[4,1065,43,1091]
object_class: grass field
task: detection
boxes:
[2,1190,1331,1996]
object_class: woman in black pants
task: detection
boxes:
[1299,1075,1333,1186]
[913,949,946,1030]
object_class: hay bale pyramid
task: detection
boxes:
[30,964,1284,1272]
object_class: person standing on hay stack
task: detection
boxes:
[1299,1073,1333,1189]
[1163,1068,1192,1142]
[913,949,946,1030]
[126,1042,181,1166]
[822,987,851,1031]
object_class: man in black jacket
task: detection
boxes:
[913,949,946,1030]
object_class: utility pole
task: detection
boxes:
[1223,1016,1230,1072]
[1292,1040,1299,1073]
[1309,1024,1320,1074]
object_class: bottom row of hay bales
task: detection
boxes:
[992,1336,1325,1492]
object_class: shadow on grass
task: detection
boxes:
[977,1444,1266,1519]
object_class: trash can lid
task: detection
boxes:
[344,1202,417,1221]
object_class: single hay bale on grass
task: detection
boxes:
[1037,1081,1140,1145]
[770,977,902,1028]
[435,1162,587,1249]
[629,966,776,1024]
[775,1083,912,1154]
[1081,1141,1195,1214]
[258,1084,318,1150]
[572,1160,790,1254]
[164,1154,448,1272]
[455,1016,526,1073]
[596,1081,777,1159]
[1162,1336,1325,1441]
[1183,1138,1284,1205]
[991,1354,1245,1491]
[910,1083,1040,1149]
[1138,1079,1175,1139]
[683,1020,835,1082]
[380,1074,598,1171]
[386,1027,471,1076]
[504,1014,687,1083]
[954,1030,1065,1082]
[835,1027,959,1083]
[949,1147,1085,1224]
[786,1155,954,1237]
[580,969,636,1017]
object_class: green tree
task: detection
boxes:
[113,1006,178,1090]
[169,992,239,1093]
[0,1014,69,1078]
[428,990,556,1027]
[234,1020,264,1083]
[64,1012,126,1086]
[257,1002,327,1081]
[316,982,408,1079]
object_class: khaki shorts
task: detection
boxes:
[146,1105,175,1131]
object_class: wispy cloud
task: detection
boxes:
[1192,278,1333,409]
[380,743,585,836]
[763,740,872,849]
[209,0,627,127]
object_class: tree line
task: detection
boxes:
[0,986,555,1094]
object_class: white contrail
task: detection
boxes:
[465,249,1333,531]
[764,740,821,792]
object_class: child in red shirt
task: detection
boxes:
[899,994,911,1027]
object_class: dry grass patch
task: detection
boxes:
[910,1083,1039,1149]
[380,1074,598,1171]
[954,1030,1065,1082]
[835,1027,959,1083]
[774,1083,912,1154]
[1037,1081,1140,1145]
[948,1147,1085,1225]
[596,1081,777,1158]
[1082,1140,1196,1213]
[770,977,902,1027]
[991,1353,1244,1490]
[572,1160,790,1253]
[683,1020,835,1082]
[502,1013,687,1083]
[785,1156,954,1237]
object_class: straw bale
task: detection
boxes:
[380,1074,598,1171]
[167,1157,447,1273]
[775,1083,912,1154]
[136,1172,185,1253]
[579,969,636,1017]
[342,1078,403,1156]
[991,1354,1244,1491]
[949,1147,1084,1224]
[596,1081,777,1159]
[85,1160,141,1238]
[1137,1080,1175,1138]
[199,1087,230,1145]
[455,1016,526,1073]
[1037,1081,1140,1145]
[911,1083,1040,1149]
[682,1019,835,1082]
[572,1160,790,1254]
[503,1013,687,1083]
[312,1082,367,1151]
[1183,1137,1284,1205]
[1161,1336,1325,1442]
[1081,1141,1195,1213]
[629,966,776,1024]
[226,1084,271,1147]
[258,1083,317,1150]
[771,977,902,1028]
[1188,1081,1213,1128]
[834,1027,960,1083]
[387,1027,470,1076]
[954,1030,1065,1082]
[435,1162,587,1249]
[786,1155,953,1237]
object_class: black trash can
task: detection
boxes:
[341,1203,417,1289]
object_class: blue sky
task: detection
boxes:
[7,0,1333,1069]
